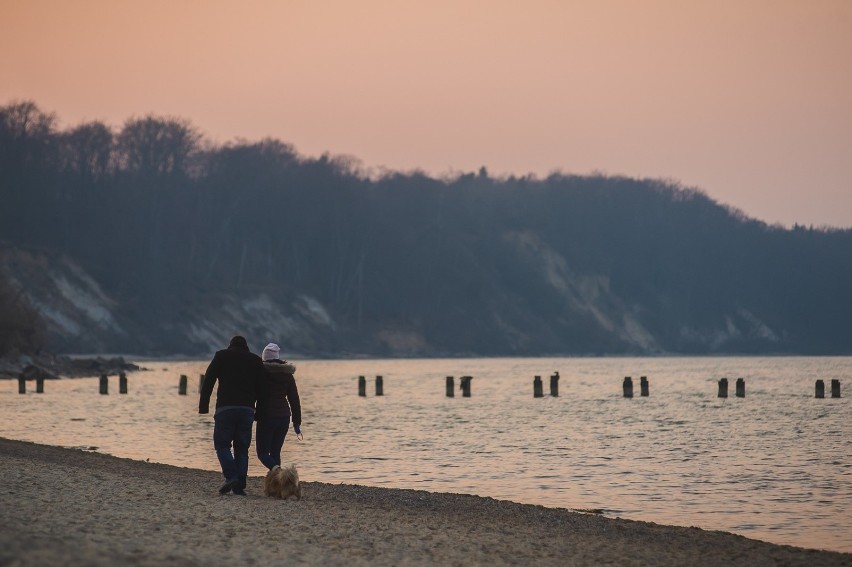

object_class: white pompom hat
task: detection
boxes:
[261,342,281,361]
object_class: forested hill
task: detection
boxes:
[2,101,851,357]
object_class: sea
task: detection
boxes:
[2,356,850,553]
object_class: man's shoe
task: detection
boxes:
[219,479,239,494]
[233,488,247,496]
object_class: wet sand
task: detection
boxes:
[0,437,848,566]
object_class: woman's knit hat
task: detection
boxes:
[261,342,281,361]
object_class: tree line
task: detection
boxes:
[2,100,851,355]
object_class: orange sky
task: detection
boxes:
[2,0,851,227]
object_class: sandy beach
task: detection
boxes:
[0,437,848,566]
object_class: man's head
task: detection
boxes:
[228,335,249,350]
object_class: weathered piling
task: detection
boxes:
[119,372,128,394]
[736,378,745,398]
[533,376,543,398]
[375,375,384,396]
[623,376,633,398]
[550,372,559,397]
[99,374,108,395]
[18,375,25,394]
[640,376,649,397]
[358,375,366,397]
[446,376,454,397]
[718,378,728,398]
[460,376,473,397]
[178,374,188,395]
[831,379,841,398]
[36,377,44,394]
[815,379,825,398]
[199,374,205,393]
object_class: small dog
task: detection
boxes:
[263,464,302,500]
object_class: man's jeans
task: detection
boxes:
[256,416,290,470]
[213,407,255,490]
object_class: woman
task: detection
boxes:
[255,342,302,470]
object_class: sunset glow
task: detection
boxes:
[2,0,850,226]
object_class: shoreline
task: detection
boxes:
[0,352,140,380]
[1,438,848,566]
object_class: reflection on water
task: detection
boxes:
[1,356,850,552]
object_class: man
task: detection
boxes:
[199,335,266,495]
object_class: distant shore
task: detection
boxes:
[0,352,140,380]
[0,438,847,566]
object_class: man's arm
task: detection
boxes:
[199,354,220,414]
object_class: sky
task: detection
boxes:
[2,0,851,227]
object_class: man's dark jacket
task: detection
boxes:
[199,343,266,413]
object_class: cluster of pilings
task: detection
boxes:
[533,372,560,397]
[97,373,129,394]
[13,373,844,400]
[621,376,650,398]
[16,372,206,395]
[443,376,474,397]
[713,378,842,399]
[716,378,746,398]
[17,376,46,394]
[16,372,131,394]
[346,374,844,399]
[358,375,384,396]
[815,379,842,399]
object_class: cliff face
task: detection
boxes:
[3,248,125,353]
[1,242,788,358]
[1,247,338,356]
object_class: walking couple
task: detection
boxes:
[198,335,302,495]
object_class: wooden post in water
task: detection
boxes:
[99,374,108,395]
[735,378,745,398]
[623,376,633,398]
[199,374,205,393]
[815,379,825,398]
[550,372,559,397]
[358,376,366,397]
[533,376,543,398]
[119,372,128,394]
[178,374,188,395]
[718,378,728,398]
[36,377,44,393]
[640,376,649,397]
[831,379,841,398]
[375,375,384,396]
[460,376,472,397]
[446,376,454,397]
[18,374,26,394]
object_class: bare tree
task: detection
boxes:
[61,121,114,182]
[116,116,200,177]
[0,100,57,170]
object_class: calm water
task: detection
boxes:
[2,357,850,553]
